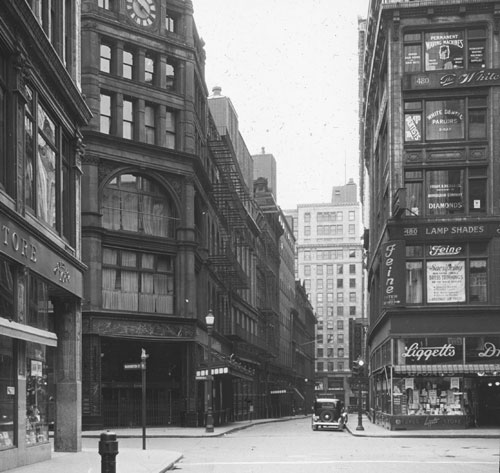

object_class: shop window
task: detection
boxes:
[404,97,487,143]
[0,335,15,450]
[405,242,487,304]
[26,342,52,446]
[27,275,51,331]
[102,173,177,237]
[403,28,486,73]
[102,248,175,313]
[0,260,14,321]
[404,166,487,217]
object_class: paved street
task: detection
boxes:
[79,417,499,473]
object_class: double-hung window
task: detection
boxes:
[404,97,487,143]
[24,86,75,240]
[404,166,487,217]
[404,28,486,73]
[123,49,134,79]
[406,242,487,304]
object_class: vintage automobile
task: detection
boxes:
[311,398,347,431]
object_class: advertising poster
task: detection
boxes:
[426,260,465,303]
[405,114,422,141]
[425,31,464,70]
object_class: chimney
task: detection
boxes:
[212,86,222,96]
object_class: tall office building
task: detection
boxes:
[362,0,500,430]
[286,180,365,406]
[0,2,91,470]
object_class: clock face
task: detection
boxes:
[126,0,157,27]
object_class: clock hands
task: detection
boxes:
[136,0,150,16]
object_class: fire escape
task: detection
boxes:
[207,134,251,291]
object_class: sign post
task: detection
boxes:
[123,350,148,450]
[141,349,148,450]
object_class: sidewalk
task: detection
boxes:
[346,414,500,438]
[8,417,292,473]
[8,415,499,473]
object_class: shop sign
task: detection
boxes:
[466,337,500,362]
[393,415,466,429]
[404,68,500,90]
[0,215,82,297]
[381,241,405,307]
[401,339,463,365]
[426,260,465,303]
[427,245,463,257]
[393,222,495,240]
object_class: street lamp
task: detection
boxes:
[205,310,215,433]
[355,358,365,431]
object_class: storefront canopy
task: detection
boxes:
[394,364,500,375]
[0,317,57,347]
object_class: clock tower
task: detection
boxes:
[80,0,208,430]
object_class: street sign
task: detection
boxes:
[124,363,142,370]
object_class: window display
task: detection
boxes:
[26,343,50,446]
[0,336,14,450]
[393,377,465,416]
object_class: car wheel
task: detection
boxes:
[312,425,317,431]
[319,409,334,423]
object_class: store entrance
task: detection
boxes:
[477,379,500,426]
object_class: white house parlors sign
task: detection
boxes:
[403,68,500,90]
[382,241,405,307]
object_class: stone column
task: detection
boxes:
[53,299,82,452]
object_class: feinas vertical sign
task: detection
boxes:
[382,240,405,307]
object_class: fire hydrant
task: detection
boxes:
[98,431,118,473]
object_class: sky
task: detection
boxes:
[193,0,370,210]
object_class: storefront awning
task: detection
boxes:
[0,317,58,347]
[196,363,255,381]
[394,364,500,375]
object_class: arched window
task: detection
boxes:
[102,173,177,237]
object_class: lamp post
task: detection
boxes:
[205,310,215,433]
[356,359,365,431]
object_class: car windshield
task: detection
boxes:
[314,400,339,410]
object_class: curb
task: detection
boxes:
[161,453,184,472]
[345,425,500,439]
